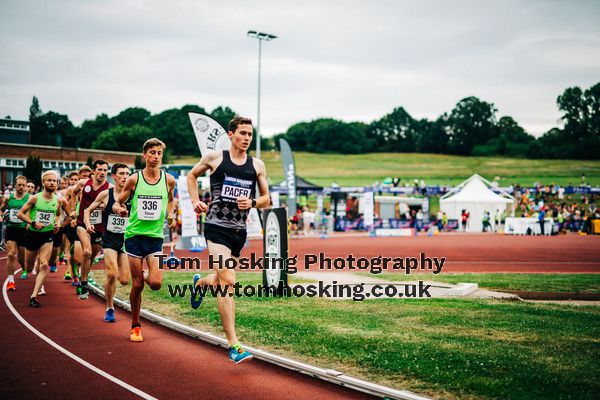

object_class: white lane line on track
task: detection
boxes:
[2,270,157,400]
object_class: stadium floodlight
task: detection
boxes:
[247,30,277,160]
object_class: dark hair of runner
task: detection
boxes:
[111,163,129,175]
[228,116,253,133]
[142,137,166,153]
[92,159,109,170]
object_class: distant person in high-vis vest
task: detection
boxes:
[17,171,70,307]
[0,175,29,291]
[113,138,176,342]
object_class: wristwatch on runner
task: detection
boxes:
[251,199,257,208]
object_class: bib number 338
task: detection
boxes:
[138,195,162,221]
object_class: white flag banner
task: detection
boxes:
[177,175,199,237]
[363,191,374,228]
[271,192,280,208]
[188,113,231,156]
[246,208,263,239]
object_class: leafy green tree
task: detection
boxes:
[29,96,43,120]
[210,106,236,131]
[368,107,419,152]
[77,113,111,148]
[22,155,43,187]
[29,110,75,147]
[446,97,498,155]
[112,107,151,127]
[417,115,450,154]
[92,124,151,152]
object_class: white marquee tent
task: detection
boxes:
[440,174,514,232]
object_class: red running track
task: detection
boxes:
[171,233,600,274]
[0,260,376,400]
[1,233,598,398]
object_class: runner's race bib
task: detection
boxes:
[221,175,252,203]
[9,209,21,224]
[35,210,53,227]
[90,210,102,225]
[107,214,127,233]
[138,195,162,220]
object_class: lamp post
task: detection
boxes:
[247,30,277,160]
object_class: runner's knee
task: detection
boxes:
[106,270,116,283]
[148,279,162,291]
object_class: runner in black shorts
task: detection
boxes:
[84,163,131,322]
[187,116,270,364]
[64,167,92,286]
[0,175,29,290]
[70,160,110,299]
[17,171,69,307]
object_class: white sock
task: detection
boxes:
[8,275,14,283]
[107,307,113,311]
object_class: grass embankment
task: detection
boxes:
[107,271,600,400]
[361,273,600,293]
[174,152,600,187]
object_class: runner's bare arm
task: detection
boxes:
[17,195,39,228]
[113,173,137,216]
[60,197,72,228]
[68,179,86,218]
[166,173,177,229]
[84,189,109,233]
[188,151,220,214]
[53,198,65,233]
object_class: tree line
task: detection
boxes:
[24,81,599,159]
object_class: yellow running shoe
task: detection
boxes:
[129,327,143,342]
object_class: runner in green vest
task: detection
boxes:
[17,170,70,307]
[0,175,29,291]
[113,138,176,342]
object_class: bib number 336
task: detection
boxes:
[138,195,162,221]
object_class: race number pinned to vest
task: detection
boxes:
[221,175,252,203]
[107,214,127,233]
[90,210,102,225]
[36,210,53,226]
[9,209,21,224]
[138,195,162,220]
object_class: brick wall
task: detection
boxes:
[0,142,138,165]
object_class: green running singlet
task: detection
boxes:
[125,170,168,240]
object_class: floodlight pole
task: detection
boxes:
[247,30,277,160]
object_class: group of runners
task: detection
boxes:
[1,116,269,364]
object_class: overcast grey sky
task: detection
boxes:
[1,0,598,137]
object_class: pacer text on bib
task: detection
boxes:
[221,175,252,203]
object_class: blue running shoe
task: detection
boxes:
[104,308,116,322]
[20,271,28,279]
[228,344,253,364]
[49,265,57,273]
[190,274,203,309]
